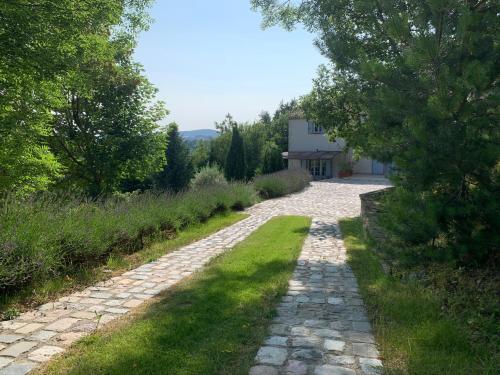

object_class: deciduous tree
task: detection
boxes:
[0,0,156,194]
[51,58,167,196]
[261,141,284,174]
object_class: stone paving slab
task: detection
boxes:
[0,177,389,374]
[249,215,386,374]
[0,214,271,374]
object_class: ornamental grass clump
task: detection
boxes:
[0,184,256,293]
[253,169,312,199]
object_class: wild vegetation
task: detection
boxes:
[190,165,228,190]
[253,0,499,266]
[36,216,311,375]
[340,218,499,374]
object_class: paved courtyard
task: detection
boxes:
[0,177,389,374]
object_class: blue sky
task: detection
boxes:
[134,0,326,131]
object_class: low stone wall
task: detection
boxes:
[359,187,393,244]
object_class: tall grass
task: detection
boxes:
[253,169,312,199]
[0,184,256,292]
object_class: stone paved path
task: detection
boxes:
[248,177,390,375]
[250,219,383,375]
[0,177,389,375]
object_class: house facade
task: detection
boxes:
[282,118,388,179]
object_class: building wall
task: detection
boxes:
[288,119,389,176]
[288,159,301,169]
[289,159,334,179]
[352,157,373,174]
[289,119,346,152]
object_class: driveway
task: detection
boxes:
[249,177,390,375]
[0,177,389,375]
[248,176,391,220]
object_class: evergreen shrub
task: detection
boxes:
[254,169,311,199]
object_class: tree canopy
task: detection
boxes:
[0,0,166,196]
[252,0,500,263]
[261,141,284,174]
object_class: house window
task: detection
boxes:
[306,159,329,177]
[307,159,327,176]
[308,122,324,134]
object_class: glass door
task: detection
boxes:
[308,160,323,177]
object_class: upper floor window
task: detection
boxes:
[308,121,324,134]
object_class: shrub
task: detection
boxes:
[0,184,256,292]
[254,169,311,199]
[190,165,227,190]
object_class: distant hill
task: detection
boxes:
[180,129,219,141]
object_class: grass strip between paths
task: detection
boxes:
[37,215,311,375]
[339,218,498,375]
[1,212,248,318]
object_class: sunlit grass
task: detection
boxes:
[340,218,498,375]
[36,216,311,375]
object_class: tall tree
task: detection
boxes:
[51,58,167,196]
[209,131,232,168]
[241,122,266,178]
[253,0,500,263]
[261,141,284,174]
[215,113,237,134]
[0,76,62,195]
[224,126,246,181]
[0,0,155,194]
[156,123,194,192]
[191,140,211,170]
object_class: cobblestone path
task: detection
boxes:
[0,177,389,375]
[250,219,383,375]
[248,177,390,375]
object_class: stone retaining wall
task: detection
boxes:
[359,188,393,245]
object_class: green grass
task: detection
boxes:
[339,218,498,375]
[0,212,247,318]
[37,216,311,375]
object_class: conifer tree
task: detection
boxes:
[253,0,500,263]
[224,125,246,181]
[156,123,194,192]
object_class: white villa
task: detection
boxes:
[282,118,389,179]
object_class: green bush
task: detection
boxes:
[190,165,227,190]
[253,169,311,199]
[0,184,256,292]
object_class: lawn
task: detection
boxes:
[37,215,311,375]
[1,212,247,319]
[340,218,498,375]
